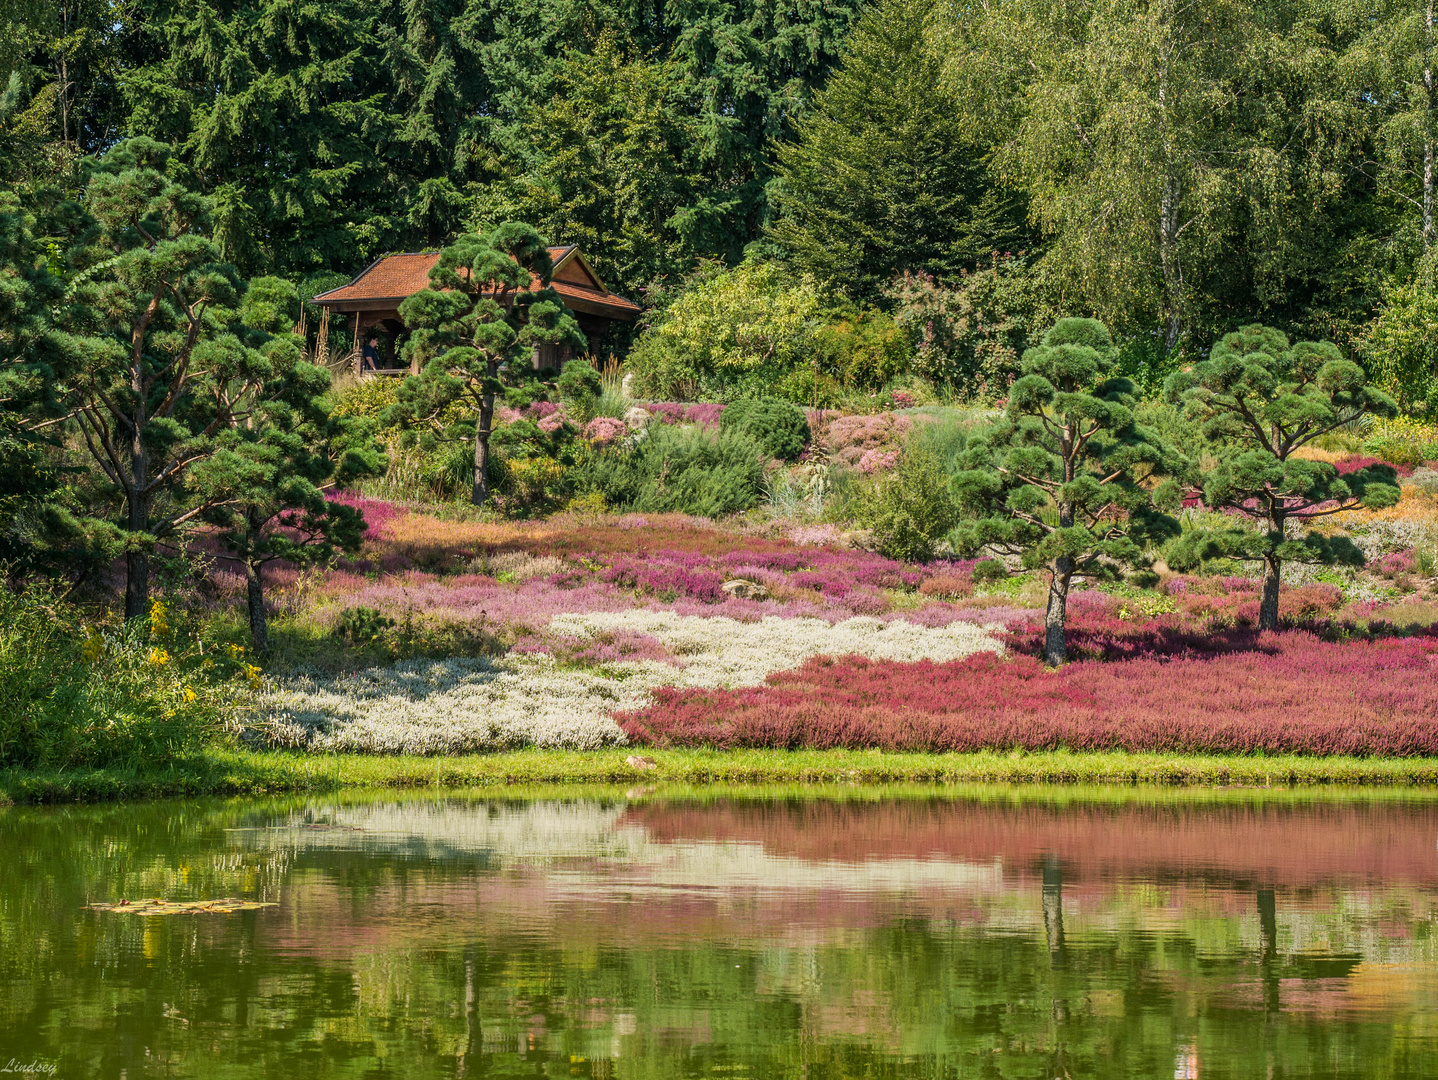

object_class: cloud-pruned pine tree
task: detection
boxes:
[65,138,272,620]
[1165,324,1402,631]
[951,318,1182,666]
[385,223,586,507]
[188,277,385,653]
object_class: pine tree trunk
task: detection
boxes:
[1044,558,1072,667]
[124,488,149,622]
[472,360,498,507]
[1259,552,1282,632]
[245,557,269,655]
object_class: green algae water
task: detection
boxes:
[3,788,1438,1078]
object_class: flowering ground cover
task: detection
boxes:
[226,473,1438,759]
[618,632,1438,756]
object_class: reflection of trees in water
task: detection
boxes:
[1258,887,1280,1018]
[1044,855,1073,1079]
[3,796,1438,1078]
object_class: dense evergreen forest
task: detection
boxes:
[6,0,1437,358]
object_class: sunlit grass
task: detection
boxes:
[6,747,1438,804]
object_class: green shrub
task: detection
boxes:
[858,447,958,561]
[811,308,913,390]
[579,424,766,517]
[626,260,821,400]
[557,359,603,420]
[719,397,811,460]
[0,588,230,770]
[972,558,1008,583]
[331,375,401,430]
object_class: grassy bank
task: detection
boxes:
[7,747,1438,804]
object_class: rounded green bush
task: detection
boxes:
[719,397,810,461]
[972,559,1008,583]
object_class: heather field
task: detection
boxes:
[200,469,1438,763]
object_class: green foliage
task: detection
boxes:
[578,424,765,517]
[187,299,386,653]
[626,260,821,400]
[64,138,274,620]
[557,358,603,421]
[1355,275,1438,411]
[1363,416,1438,467]
[767,0,1024,300]
[810,307,913,392]
[942,0,1385,349]
[1165,324,1402,628]
[971,558,1008,583]
[330,376,401,431]
[719,397,810,461]
[951,318,1182,664]
[0,587,230,769]
[886,256,1045,400]
[858,447,958,562]
[384,223,586,506]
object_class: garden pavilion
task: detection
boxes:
[311,245,640,376]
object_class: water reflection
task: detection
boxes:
[1,788,1436,1078]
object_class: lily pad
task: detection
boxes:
[86,898,278,915]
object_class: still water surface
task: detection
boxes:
[2,787,1437,1078]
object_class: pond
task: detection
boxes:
[2,785,1437,1078]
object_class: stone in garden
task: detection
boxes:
[625,755,657,770]
[721,579,769,600]
[624,406,652,428]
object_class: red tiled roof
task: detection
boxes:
[312,246,637,317]
[314,252,441,304]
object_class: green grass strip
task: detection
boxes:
[7,747,1438,804]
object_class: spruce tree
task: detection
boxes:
[188,277,385,653]
[385,223,586,507]
[766,0,1022,300]
[1165,325,1402,631]
[951,318,1182,666]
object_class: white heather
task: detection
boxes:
[252,612,1004,755]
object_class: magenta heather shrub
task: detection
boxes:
[325,491,405,541]
[857,448,900,474]
[1334,454,1414,478]
[584,416,629,447]
[821,413,911,468]
[1378,549,1418,578]
[511,628,680,667]
[619,633,1438,756]
[646,402,686,424]
[528,400,559,419]
[646,402,726,427]
[890,390,916,409]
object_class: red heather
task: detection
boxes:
[618,632,1438,756]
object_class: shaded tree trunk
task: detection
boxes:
[1044,560,1072,667]
[1259,551,1282,631]
[1426,0,1435,262]
[474,407,492,508]
[245,532,270,656]
[124,489,150,622]
[1044,489,1077,667]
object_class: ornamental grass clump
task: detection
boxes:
[1165,324,1401,630]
